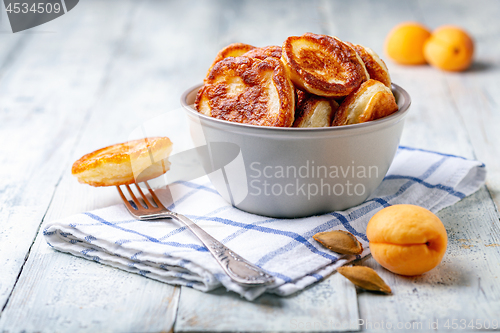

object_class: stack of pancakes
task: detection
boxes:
[196,33,398,128]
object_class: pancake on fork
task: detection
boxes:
[242,45,282,60]
[281,33,369,97]
[205,43,256,81]
[293,89,339,128]
[72,137,173,187]
[332,79,398,126]
[345,41,391,87]
[196,56,295,127]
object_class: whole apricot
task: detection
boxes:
[367,204,448,276]
[384,22,431,65]
[424,25,474,71]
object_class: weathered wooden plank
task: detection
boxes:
[445,76,500,210]
[322,0,475,159]
[1,0,226,331]
[320,0,424,54]
[175,272,358,332]
[0,225,181,333]
[174,1,361,331]
[0,1,498,332]
[0,21,34,312]
[321,0,500,331]
[357,187,500,331]
[337,0,500,330]
[213,0,322,48]
[0,23,30,79]
[0,0,146,316]
[0,0,179,330]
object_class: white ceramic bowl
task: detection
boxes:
[181,84,411,218]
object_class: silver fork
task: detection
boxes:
[116,181,275,286]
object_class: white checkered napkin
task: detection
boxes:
[43,146,486,301]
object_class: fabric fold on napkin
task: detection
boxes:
[44,146,486,301]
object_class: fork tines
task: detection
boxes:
[116,181,162,211]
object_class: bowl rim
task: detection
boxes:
[180,83,411,132]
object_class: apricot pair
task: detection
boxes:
[385,22,474,71]
[367,204,448,276]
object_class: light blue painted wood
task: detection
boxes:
[0,0,499,332]
[0,0,141,314]
[325,1,500,330]
[175,273,359,332]
[0,227,180,333]
[418,0,500,209]
[358,188,500,331]
[175,1,362,331]
[0,0,187,331]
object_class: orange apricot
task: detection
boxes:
[384,22,431,65]
[366,204,448,276]
[424,25,474,71]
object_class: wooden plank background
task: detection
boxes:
[0,0,499,332]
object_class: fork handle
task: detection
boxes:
[161,212,275,286]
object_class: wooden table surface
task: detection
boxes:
[1,0,500,332]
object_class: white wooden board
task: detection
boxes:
[172,1,364,331]
[417,0,500,209]
[175,272,359,332]
[0,0,144,313]
[357,187,500,331]
[0,0,499,332]
[0,0,235,330]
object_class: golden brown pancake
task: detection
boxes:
[242,45,282,60]
[345,42,391,87]
[72,137,173,187]
[281,33,369,97]
[205,43,256,81]
[293,89,339,127]
[196,56,295,127]
[332,79,398,126]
